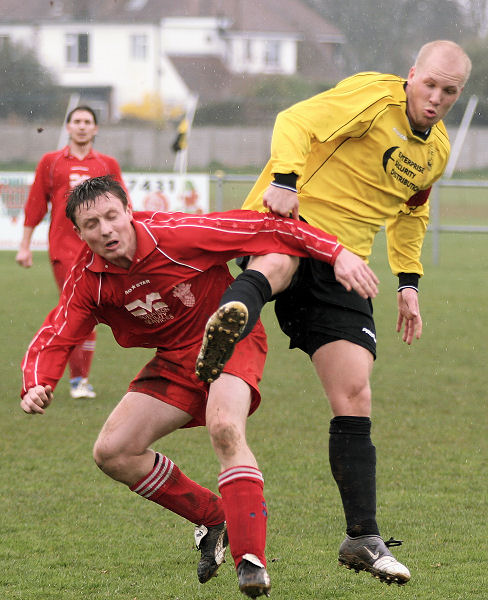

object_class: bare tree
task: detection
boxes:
[0,39,65,121]
[458,0,488,37]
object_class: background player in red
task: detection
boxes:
[15,106,127,399]
[20,176,378,598]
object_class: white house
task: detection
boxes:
[0,0,345,121]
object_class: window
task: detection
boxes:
[130,34,148,60]
[66,33,89,65]
[264,40,280,67]
[245,39,253,61]
[127,0,148,9]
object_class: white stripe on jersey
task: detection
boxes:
[145,212,338,261]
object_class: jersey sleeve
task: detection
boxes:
[152,210,343,269]
[23,155,51,227]
[269,76,395,178]
[20,265,98,396]
[385,199,429,276]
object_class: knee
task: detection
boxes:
[208,419,243,459]
[332,380,372,416]
[351,381,371,412]
[93,436,125,477]
[249,253,298,294]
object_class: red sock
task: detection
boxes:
[130,453,224,526]
[69,330,96,379]
[218,466,267,567]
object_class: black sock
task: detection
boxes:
[219,270,272,339]
[329,416,380,537]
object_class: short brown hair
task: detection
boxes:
[66,175,128,225]
[66,105,98,124]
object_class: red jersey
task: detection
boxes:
[24,146,125,265]
[21,209,342,395]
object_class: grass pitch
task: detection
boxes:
[1,230,487,599]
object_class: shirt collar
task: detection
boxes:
[62,145,98,160]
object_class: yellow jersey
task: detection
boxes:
[242,72,450,276]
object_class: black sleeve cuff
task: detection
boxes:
[397,272,419,292]
[273,172,298,190]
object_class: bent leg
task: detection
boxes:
[93,392,224,526]
[207,374,268,572]
[220,253,298,340]
[195,254,298,383]
[94,391,191,484]
[312,341,379,537]
[247,253,299,296]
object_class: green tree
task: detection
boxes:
[0,39,65,120]
[306,0,467,75]
[195,75,330,126]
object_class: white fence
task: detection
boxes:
[430,179,488,264]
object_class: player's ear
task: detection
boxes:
[74,225,82,240]
[407,66,416,83]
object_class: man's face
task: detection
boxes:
[66,109,98,145]
[74,193,135,267]
[406,48,465,131]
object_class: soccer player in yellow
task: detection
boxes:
[196,40,471,589]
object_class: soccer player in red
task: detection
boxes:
[20,175,378,598]
[16,106,127,400]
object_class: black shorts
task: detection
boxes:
[274,257,377,359]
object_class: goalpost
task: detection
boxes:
[430,94,480,265]
[57,93,81,149]
[173,94,199,176]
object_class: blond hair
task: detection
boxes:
[415,40,472,84]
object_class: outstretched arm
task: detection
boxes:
[396,288,422,344]
[21,262,98,398]
[333,248,379,299]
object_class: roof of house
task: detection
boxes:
[0,0,343,43]
[0,0,344,105]
[170,55,240,103]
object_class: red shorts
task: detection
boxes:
[127,320,268,428]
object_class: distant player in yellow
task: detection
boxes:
[196,40,471,587]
